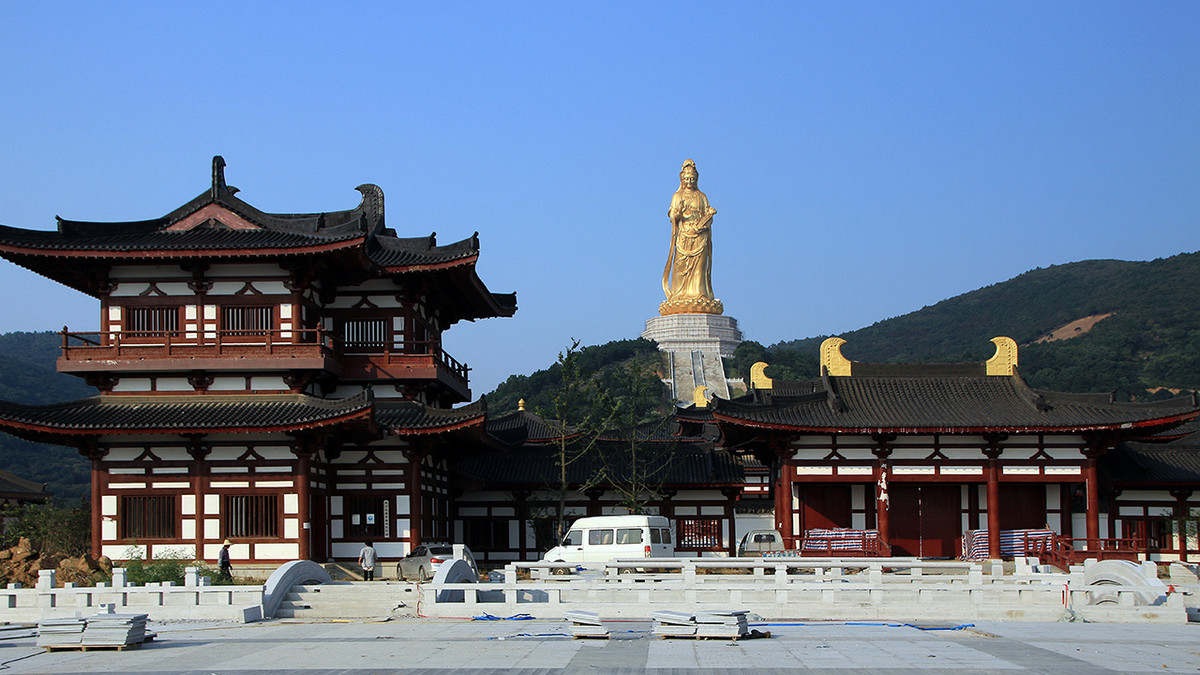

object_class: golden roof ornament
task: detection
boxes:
[660,159,723,316]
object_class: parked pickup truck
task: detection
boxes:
[737,529,785,556]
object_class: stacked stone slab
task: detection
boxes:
[695,611,749,638]
[36,618,86,647]
[565,610,608,638]
[80,613,148,647]
[652,609,750,639]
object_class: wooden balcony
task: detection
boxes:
[57,329,472,398]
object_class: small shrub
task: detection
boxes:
[118,547,216,586]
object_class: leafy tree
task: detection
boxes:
[0,499,90,556]
[595,357,675,514]
[539,340,611,540]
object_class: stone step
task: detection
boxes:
[271,582,414,618]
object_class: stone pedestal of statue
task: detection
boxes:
[642,313,743,404]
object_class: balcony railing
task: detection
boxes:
[58,328,471,387]
[60,328,338,361]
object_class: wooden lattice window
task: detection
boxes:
[677,517,722,549]
[222,495,279,538]
[462,518,510,550]
[341,318,389,352]
[221,306,274,336]
[346,495,388,538]
[126,306,180,335]
[120,495,176,539]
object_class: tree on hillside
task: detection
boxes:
[538,340,611,540]
[595,357,676,514]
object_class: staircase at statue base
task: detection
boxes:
[273,582,412,619]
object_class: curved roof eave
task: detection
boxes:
[709,410,1200,437]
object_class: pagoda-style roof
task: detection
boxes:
[713,373,1198,437]
[485,408,578,446]
[375,398,488,436]
[714,338,1200,439]
[0,392,374,442]
[0,157,516,324]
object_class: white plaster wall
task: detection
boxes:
[155,544,195,559]
[254,543,300,559]
[112,378,153,392]
[103,544,144,560]
[249,377,288,391]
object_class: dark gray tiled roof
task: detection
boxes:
[713,375,1198,433]
[485,410,576,446]
[1103,435,1200,485]
[375,399,486,434]
[0,392,372,435]
[0,222,363,254]
[367,234,480,269]
[0,469,50,499]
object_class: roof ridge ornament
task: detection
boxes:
[750,362,773,390]
[986,336,1018,376]
[211,156,231,200]
[354,184,385,234]
[820,337,853,377]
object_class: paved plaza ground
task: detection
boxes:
[0,617,1197,674]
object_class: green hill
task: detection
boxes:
[768,251,1200,399]
[0,332,95,502]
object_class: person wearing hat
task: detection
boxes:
[218,539,233,583]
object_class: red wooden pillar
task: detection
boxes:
[405,446,425,550]
[773,441,795,547]
[984,438,1004,559]
[1082,444,1105,551]
[187,437,210,563]
[83,443,107,560]
[295,447,313,561]
[872,437,894,551]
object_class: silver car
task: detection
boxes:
[396,544,478,581]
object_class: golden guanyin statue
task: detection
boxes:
[660,159,723,315]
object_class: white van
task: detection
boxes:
[542,515,675,566]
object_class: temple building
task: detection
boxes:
[0,157,515,569]
[706,337,1200,562]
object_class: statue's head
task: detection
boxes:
[680,159,698,188]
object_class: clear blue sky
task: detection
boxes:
[1,2,1197,399]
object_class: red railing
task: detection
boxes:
[1026,535,1145,569]
[59,328,470,385]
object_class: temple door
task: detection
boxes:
[998,484,1047,530]
[889,484,960,558]
[797,484,852,533]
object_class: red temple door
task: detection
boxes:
[797,484,853,532]
[888,484,960,557]
[998,484,1047,530]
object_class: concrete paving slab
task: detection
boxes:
[0,617,1195,674]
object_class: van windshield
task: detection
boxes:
[616,528,643,544]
